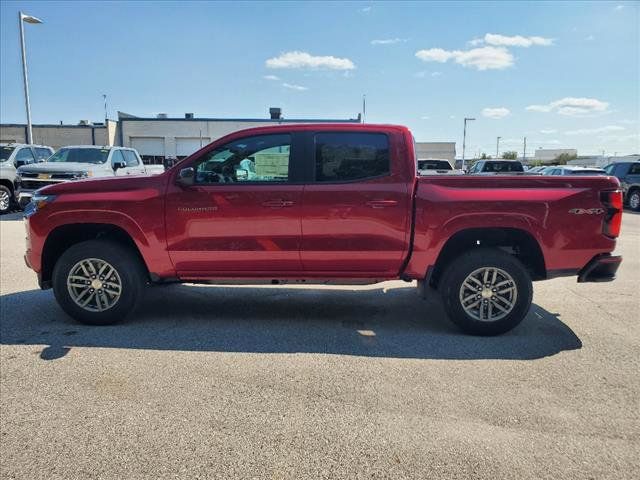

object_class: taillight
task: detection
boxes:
[600,190,623,238]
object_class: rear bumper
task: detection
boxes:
[577,254,622,283]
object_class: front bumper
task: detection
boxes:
[17,189,34,208]
[577,254,622,283]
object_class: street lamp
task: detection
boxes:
[19,11,43,145]
[496,136,502,158]
[462,117,475,170]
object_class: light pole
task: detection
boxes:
[462,117,475,170]
[19,11,43,145]
[496,136,502,158]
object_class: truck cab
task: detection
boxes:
[604,161,640,210]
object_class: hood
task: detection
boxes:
[18,162,110,174]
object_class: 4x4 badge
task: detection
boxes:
[568,208,605,215]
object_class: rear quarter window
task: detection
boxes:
[314,132,390,182]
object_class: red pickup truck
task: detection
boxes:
[23,124,623,335]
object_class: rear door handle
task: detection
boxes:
[366,199,398,209]
[262,199,295,208]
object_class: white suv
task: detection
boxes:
[16,146,147,207]
[0,143,54,214]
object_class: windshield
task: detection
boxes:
[47,148,110,164]
[568,169,606,175]
[484,161,524,172]
[418,160,452,170]
[0,146,15,161]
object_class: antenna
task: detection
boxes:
[102,94,108,120]
[362,94,366,123]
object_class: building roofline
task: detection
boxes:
[0,123,106,129]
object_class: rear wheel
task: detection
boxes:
[438,248,533,335]
[52,240,146,325]
[629,189,640,211]
[0,185,12,214]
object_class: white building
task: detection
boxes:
[534,148,578,163]
[118,108,361,164]
[415,142,456,161]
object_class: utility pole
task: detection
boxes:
[462,117,475,170]
[362,94,366,123]
[496,136,502,158]
[102,94,108,120]
[523,136,527,161]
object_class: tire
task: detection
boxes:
[0,185,12,215]
[52,240,146,325]
[629,189,640,211]
[438,248,533,336]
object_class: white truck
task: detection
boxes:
[16,145,147,208]
[0,143,54,214]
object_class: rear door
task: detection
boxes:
[300,130,412,275]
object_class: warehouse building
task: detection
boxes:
[0,120,118,151]
[414,142,456,162]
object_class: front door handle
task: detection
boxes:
[366,199,398,209]
[262,199,295,208]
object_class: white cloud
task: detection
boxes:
[482,107,511,119]
[618,119,638,125]
[449,115,456,119]
[585,35,595,41]
[539,129,557,134]
[564,125,625,135]
[477,33,554,47]
[263,75,280,81]
[421,115,430,120]
[282,82,308,91]
[266,51,355,70]
[431,71,442,77]
[361,6,371,13]
[371,38,407,45]
[526,97,609,116]
[415,46,513,70]
[615,5,624,11]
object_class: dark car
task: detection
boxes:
[468,160,525,174]
[604,161,640,210]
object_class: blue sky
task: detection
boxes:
[1,1,638,156]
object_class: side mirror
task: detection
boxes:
[113,160,126,171]
[176,167,195,187]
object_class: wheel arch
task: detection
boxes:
[428,227,546,288]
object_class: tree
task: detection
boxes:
[502,151,518,160]
[480,153,491,159]
[554,152,578,165]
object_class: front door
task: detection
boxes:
[300,130,412,276]
[164,132,304,277]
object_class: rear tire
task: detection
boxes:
[52,240,146,325]
[0,185,12,214]
[629,189,640,211]
[438,248,533,336]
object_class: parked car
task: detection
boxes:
[418,159,464,176]
[0,143,54,214]
[467,159,525,174]
[603,161,640,211]
[23,124,623,336]
[16,146,146,208]
[543,166,606,176]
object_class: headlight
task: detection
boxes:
[24,193,57,218]
[74,171,92,179]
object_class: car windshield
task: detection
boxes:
[47,148,110,164]
[0,146,15,161]
[418,160,452,170]
[568,169,606,175]
[484,161,524,172]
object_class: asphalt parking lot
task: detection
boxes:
[0,212,638,479]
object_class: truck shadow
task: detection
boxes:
[0,284,582,361]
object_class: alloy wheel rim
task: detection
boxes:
[631,193,640,209]
[0,190,9,211]
[67,258,122,312]
[459,267,518,322]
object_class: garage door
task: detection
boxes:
[176,137,211,157]
[130,137,165,156]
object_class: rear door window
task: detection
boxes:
[15,147,36,163]
[314,132,389,182]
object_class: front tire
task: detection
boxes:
[52,240,146,325]
[438,248,533,336]
[0,185,12,214]
[628,189,640,211]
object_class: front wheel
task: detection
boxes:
[628,190,640,211]
[438,248,533,336]
[52,240,146,325]
[0,185,12,214]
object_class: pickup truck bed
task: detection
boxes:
[23,123,622,335]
